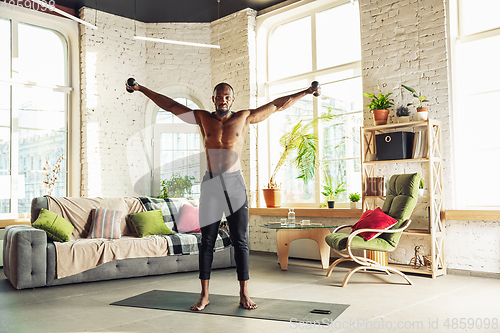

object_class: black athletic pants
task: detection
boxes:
[198,170,249,281]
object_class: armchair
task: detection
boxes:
[325,173,421,286]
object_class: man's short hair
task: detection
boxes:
[213,82,234,96]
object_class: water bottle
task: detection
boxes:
[288,208,295,227]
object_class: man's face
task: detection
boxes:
[212,86,234,117]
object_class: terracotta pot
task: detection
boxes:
[262,188,282,208]
[373,109,389,125]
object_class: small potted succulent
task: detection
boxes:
[396,105,410,123]
[402,84,429,120]
[349,192,361,209]
[363,92,394,125]
[418,179,424,196]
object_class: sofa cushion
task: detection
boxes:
[32,208,75,242]
[138,197,199,232]
[87,209,124,239]
[129,210,174,237]
[351,208,398,241]
[176,204,201,233]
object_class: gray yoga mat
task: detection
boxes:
[111,290,349,324]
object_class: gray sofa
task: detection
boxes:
[3,197,235,290]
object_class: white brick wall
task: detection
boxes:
[80,9,212,197]
[210,8,258,195]
[80,9,148,197]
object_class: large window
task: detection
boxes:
[451,0,500,209]
[153,98,203,198]
[0,16,70,217]
[259,0,362,207]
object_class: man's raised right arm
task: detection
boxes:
[127,82,197,124]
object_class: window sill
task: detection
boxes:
[249,207,363,218]
[445,210,500,222]
[0,218,31,229]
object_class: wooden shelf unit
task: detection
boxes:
[361,119,446,278]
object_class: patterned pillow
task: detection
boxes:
[87,209,124,239]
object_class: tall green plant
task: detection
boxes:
[157,173,195,198]
[267,112,335,189]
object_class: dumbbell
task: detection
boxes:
[311,81,321,97]
[126,77,136,93]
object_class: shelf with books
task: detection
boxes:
[361,119,445,279]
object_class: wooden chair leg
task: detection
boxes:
[326,257,352,277]
[341,264,412,287]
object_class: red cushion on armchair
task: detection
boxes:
[351,208,398,241]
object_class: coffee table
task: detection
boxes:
[260,223,336,270]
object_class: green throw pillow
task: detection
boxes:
[129,210,174,237]
[32,208,75,242]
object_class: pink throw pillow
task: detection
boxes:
[351,207,397,241]
[176,204,201,233]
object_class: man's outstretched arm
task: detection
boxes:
[246,85,319,124]
[127,82,197,124]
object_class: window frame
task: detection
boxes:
[152,98,206,198]
[256,0,362,208]
[449,0,500,210]
[0,7,79,219]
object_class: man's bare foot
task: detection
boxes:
[239,294,257,310]
[190,296,210,311]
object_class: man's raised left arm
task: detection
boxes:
[246,85,320,124]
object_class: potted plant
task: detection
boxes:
[401,84,429,120]
[363,92,394,125]
[349,192,361,209]
[157,173,195,198]
[264,113,334,208]
[418,178,424,196]
[321,180,346,208]
[396,105,410,123]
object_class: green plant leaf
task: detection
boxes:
[402,84,416,93]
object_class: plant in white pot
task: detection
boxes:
[263,112,335,208]
[349,192,361,209]
[402,84,429,120]
[418,178,424,196]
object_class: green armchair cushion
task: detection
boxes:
[325,232,396,252]
[380,173,421,247]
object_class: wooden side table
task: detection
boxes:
[261,223,336,270]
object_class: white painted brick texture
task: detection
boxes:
[80,9,212,197]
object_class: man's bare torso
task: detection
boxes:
[194,109,250,173]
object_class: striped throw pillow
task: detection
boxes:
[87,209,124,239]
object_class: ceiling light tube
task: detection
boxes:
[32,0,98,30]
[134,36,220,49]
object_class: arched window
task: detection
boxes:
[257,0,362,207]
[153,98,203,198]
[0,14,72,216]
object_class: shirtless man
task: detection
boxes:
[127,80,320,311]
